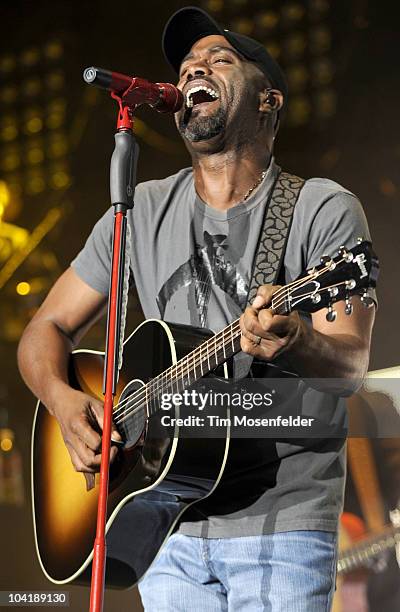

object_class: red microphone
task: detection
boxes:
[83,66,183,113]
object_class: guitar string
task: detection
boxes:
[114,284,354,424]
[113,267,351,425]
[112,272,316,421]
[113,272,350,426]
[113,321,242,425]
[111,265,331,419]
[112,259,350,423]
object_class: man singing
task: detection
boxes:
[18,7,376,611]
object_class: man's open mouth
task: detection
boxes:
[185,86,219,108]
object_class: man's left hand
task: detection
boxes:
[240,284,302,361]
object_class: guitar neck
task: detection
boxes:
[146,319,242,415]
[337,524,400,574]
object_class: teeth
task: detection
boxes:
[185,85,219,108]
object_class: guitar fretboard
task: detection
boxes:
[337,525,400,574]
[146,320,242,416]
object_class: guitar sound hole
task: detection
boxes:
[116,381,147,449]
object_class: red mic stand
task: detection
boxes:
[89,95,138,612]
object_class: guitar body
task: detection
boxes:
[32,319,229,588]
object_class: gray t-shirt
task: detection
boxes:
[71,159,373,537]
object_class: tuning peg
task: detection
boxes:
[320,255,335,269]
[360,290,374,308]
[357,237,364,244]
[326,305,337,322]
[345,296,353,316]
[311,293,321,304]
[345,279,356,290]
[328,287,339,298]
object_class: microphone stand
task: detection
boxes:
[89,95,138,612]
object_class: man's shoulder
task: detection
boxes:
[294,176,362,221]
[301,176,356,200]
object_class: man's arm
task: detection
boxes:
[18,267,121,473]
[240,286,375,386]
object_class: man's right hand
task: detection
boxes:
[51,387,122,474]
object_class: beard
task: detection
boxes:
[178,105,226,142]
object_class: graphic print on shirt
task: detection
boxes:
[156,230,248,327]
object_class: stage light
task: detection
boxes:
[16,281,31,296]
[258,10,279,30]
[1,149,20,172]
[47,133,67,158]
[0,55,16,74]
[232,17,254,35]
[0,115,18,142]
[0,180,11,213]
[265,42,281,60]
[25,170,46,195]
[309,0,330,16]
[45,71,65,91]
[312,58,334,85]
[205,0,223,12]
[284,33,307,58]
[288,95,311,126]
[46,100,66,130]
[310,26,331,54]
[287,65,308,92]
[281,3,305,24]
[43,41,63,61]
[24,78,42,98]
[26,146,44,165]
[0,85,18,104]
[20,47,40,67]
[379,178,396,197]
[24,109,43,135]
[0,437,13,452]
[49,165,70,190]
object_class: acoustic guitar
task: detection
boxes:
[31,241,378,588]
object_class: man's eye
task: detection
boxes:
[214,57,230,64]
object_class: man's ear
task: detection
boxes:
[258,88,284,114]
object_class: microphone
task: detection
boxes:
[83,66,183,113]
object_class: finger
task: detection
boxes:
[252,285,281,310]
[66,443,97,473]
[241,307,273,338]
[258,311,292,335]
[90,398,122,442]
[70,414,102,452]
[73,437,102,470]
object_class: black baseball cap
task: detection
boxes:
[162,6,288,102]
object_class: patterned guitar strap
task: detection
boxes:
[235,171,305,378]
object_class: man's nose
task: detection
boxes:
[186,61,211,80]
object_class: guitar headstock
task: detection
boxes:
[272,239,379,321]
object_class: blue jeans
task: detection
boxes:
[138,531,338,611]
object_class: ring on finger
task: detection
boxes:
[253,335,262,345]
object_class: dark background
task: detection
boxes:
[0,1,399,610]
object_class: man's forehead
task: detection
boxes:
[181,34,240,64]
